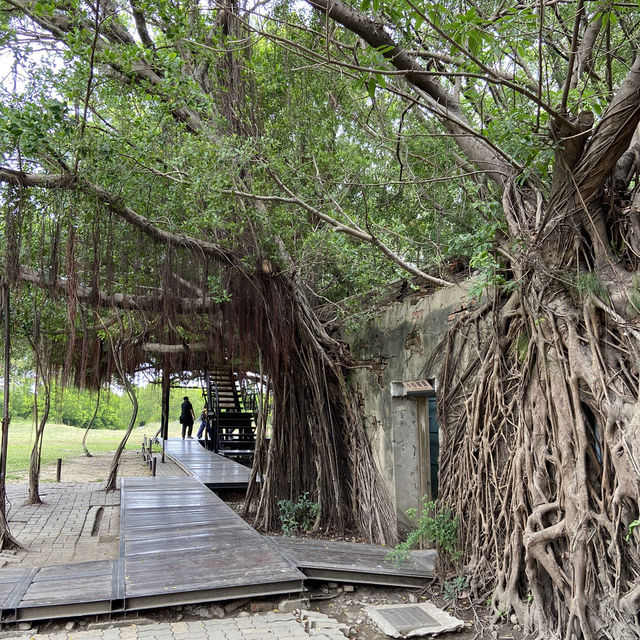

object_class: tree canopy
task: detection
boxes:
[2,1,640,638]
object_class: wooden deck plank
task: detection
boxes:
[162,438,254,489]
[266,537,436,585]
[124,549,299,597]
[120,476,304,601]
[33,560,113,580]
[1,568,38,612]
[20,561,113,606]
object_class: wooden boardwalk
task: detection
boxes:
[120,477,304,608]
[163,438,255,489]
[267,537,436,587]
[0,439,436,621]
[0,477,303,622]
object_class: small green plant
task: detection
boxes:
[387,498,460,566]
[277,492,321,537]
[444,576,468,601]
[576,272,610,303]
[626,518,640,541]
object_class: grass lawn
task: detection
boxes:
[5,419,185,479]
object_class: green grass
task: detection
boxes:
[5,419,189,479]
[6,420,144,478]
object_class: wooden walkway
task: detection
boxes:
[0,440,435,622]
[267,537,436,587]
[0,477,304,622]
[120,477,304,609]
[163,438,255,489]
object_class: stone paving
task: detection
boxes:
[1,611,351,640]
[3,455,186,567]
[3,482,120,566]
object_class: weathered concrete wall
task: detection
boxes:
[345,282,472,528]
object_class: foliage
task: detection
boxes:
[3,380,203,431]
[443,576,469,602]
[576,272,611,304]
[626,519,640,542]
[387,498,460,567]
[277,492,321,536]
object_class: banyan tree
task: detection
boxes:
[2,0,640,638]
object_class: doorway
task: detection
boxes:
[417,397,439,502]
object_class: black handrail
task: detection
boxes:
[203,370,221,452]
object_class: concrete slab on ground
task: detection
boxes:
[365,602,464,638]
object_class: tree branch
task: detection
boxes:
[305,0,514,187]
[230,170,452,288]
[574,52,640,202]
[129,0,155,48]
[6,0,203,132]
[19,266,218,313]
[0,167,242,270]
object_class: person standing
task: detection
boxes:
[196,404,208,439]
[179,396,195,438]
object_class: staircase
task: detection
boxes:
[204,367,257,455]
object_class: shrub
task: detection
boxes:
[277,492,321,536]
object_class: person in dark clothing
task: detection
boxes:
[179,396,195,438]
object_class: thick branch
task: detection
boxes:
[570,11,603,90]
[574,52,640,202]
[305,0,514,186]
[0,167,241,270]
[129,0,155,48]
[141,342,208,353]
[19,266,216,313]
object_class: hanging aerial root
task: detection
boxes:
[434,284,640,640]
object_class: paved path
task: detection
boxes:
[5,456,186,568]
[4,483,120,567]
[2,611,349,640]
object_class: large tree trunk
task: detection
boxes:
[435,170,640,639]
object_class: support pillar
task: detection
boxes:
[161,358,170,441]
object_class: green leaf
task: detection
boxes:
[367,77,376,100]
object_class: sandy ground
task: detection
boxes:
[7,449,154,484]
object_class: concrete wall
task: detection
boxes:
[344,282,472,527]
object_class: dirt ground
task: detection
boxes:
[7,449,154,484]
[304,583,527,640]
[5,451,526,640]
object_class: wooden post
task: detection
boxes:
[0,282,14,541]
[56,458,62,482]
[161,438,165,463]
[161,358,170,441]
[151,457,157,477]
